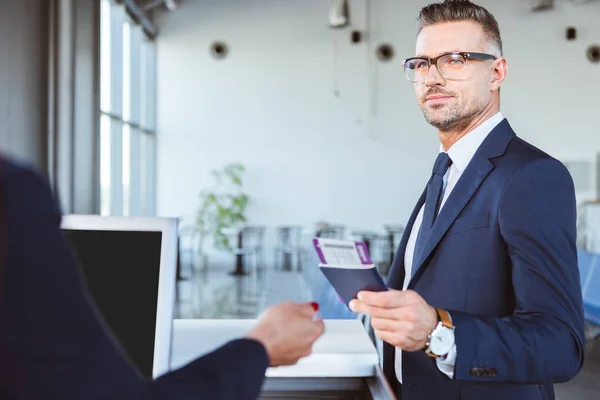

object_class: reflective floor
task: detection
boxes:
[174,264,311,320]
[173,262,600,398]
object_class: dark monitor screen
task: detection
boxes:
[63,229,163,378]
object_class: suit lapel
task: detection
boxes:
[408,155,493,287]
[408,119,516,288]
[386,188,426,290]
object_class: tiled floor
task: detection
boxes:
[174,263,600,398]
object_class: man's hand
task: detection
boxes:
[245,301,325,367]
[349,289,438,351]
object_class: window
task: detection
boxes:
[100,0,156,216]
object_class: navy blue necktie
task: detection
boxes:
[413,152,452,268]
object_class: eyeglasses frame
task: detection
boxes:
[401,51,498,83]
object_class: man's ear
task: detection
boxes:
[491,57,508,90]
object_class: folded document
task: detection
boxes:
[313,237,388,307]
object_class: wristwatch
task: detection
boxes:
[424,308,455,359]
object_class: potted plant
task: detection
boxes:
[196,163,249,253]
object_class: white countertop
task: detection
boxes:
[170,319,380,378]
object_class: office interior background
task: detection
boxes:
[1,0,600,398]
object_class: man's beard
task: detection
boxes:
[421,100,479,133]
[420,86,490,132]
[422,104,465,132]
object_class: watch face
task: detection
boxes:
[430,327,455,356]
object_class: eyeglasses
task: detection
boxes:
[401,52,497,84]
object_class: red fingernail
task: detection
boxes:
[311,302,319,311]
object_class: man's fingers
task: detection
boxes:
[374,329,403,347]
[357,289,414,309]
[374,329,422,351]
[349,299,377,315]
[349,300,398,319]
[370,317,399,332]
[370,318,426,340]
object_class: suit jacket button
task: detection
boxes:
[470,367,481,377]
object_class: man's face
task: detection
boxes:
[413,21,498,132]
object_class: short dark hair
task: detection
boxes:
[416,0,503,56]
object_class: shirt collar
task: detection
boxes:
[440,112,505,172]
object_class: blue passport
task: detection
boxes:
[313,237,388,306]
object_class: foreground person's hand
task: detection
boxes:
[245,301,325,367]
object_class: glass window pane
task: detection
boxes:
[109,3,124,117]
[139,133,146,215]
[129,128,142,216]
[141,39,156,131]
[140,40,148,129]
[122,21,131,122]
[100,114,112,216]
[148,134,155,215]
[110,119,124,216]
[140,132,156,216]
[100,0,112,113]
[123,124,131,216]
[129,26,142,126]
[99,3,155,217]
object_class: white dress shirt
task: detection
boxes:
[395,112,504,383]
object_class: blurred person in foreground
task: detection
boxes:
[0,155,324,399]
[349,1,585,399]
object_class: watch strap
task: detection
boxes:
[436,308,453,329]
[424,308,454,359]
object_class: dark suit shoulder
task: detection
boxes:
[485,120,564,175]
[497,133,576,222]
[504,133,561,165]
[0,155,50,185]
[0,156,59,218]
[495,129,570,183]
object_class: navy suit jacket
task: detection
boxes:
[0,157,269,399]
[383,119,586,400]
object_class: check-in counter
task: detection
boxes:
[171,319,397,399]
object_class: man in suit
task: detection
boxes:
[349,1,585,399]
[0,155,325,399]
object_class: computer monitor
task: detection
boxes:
[60,215,178,379]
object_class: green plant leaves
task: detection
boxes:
[196,162,249,253]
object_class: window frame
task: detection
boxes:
[100,0,156,217]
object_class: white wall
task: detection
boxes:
[0,0,50,171]
[155,0,600,261]
[0,0,101,214]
